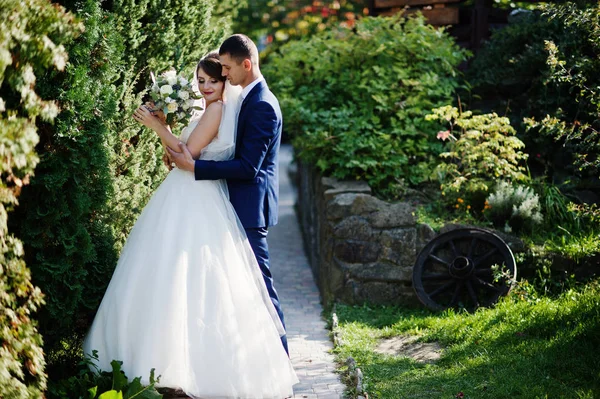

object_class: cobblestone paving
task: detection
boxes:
[269,144,346,399]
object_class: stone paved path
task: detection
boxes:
[268,144,346,399]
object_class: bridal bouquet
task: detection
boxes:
[147,69,203,127]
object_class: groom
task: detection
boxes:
[168,34,288,354]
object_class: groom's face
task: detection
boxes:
[220,53,248,87]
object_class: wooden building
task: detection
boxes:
[368,0,518,50]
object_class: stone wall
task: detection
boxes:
[296,161,435,306]
[295,162,600,307]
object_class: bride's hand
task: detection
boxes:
[133,105,163,130]
[145,102,167,124]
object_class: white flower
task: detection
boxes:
[160,84,173,96]
[151,84,160,92]
[178,90,189,100]
[162,71,177,85]
[179,76,189,86]
[0,97,5,112]
[165,97,175,104]
[178,112,186,119]
[182,102,190,110]
[22,65,36,85]
[52,46,67,71]
[167,102,178,113]
[40,102,59,120]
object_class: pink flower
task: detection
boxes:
[437,130,451,141]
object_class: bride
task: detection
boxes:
[83,53,298,398]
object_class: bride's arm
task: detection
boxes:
[133,102,223,159]
[184,102,223,159]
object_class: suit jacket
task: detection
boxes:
[194,80,281,229]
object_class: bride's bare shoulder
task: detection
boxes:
[196,101,223,123]
[205,101,224,113]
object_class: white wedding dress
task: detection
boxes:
[83,84,298,398]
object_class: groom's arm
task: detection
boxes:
[194,101,278,181]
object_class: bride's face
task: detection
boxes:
[197,68,225,104]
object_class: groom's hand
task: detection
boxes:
[167,143,195,172]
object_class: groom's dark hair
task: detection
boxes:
[219,34,259,65]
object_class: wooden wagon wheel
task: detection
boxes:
[412,228,517,311]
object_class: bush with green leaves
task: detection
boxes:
[485,181,543,233]
[264,14,468,198]
[9,0,229,380]
[468,1,600,186]
[523,2,600,180]
[48,353,161,399]
[0,0,79,396]
[426,105,529,207]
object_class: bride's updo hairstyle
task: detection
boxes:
[196,52,227,83]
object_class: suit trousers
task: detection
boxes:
[245,227,289,355]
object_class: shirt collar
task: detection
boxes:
[240,76,264,100]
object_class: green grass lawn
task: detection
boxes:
[332,280,600,399]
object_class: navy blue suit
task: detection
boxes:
[194,80,287,353]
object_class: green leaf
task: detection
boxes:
[124,376,163,399]
[148,368,159,385]
[99,390,123,399]
[131,388,163,399]
[124,377,144,398]
[110,360,128,391]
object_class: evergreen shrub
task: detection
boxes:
[0,0,79,395]
[264,14,468,199]
[13,0,126,374]
[10,0,229,378]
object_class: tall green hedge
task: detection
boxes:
[10,0,229,378]
[264,15,468,199]
[0,0,79,396]
[13,0,125,373]
[106,0,227,248]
